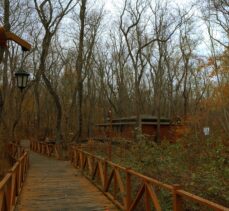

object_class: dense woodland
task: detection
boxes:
[0,0,228,208]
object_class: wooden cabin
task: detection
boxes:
[94,115,182,142]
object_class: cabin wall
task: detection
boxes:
[142,125,174,141]
[110,125,133,139]
[94,124,182,142]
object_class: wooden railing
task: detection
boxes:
[30,140,62,160]
[7,143,25,163]
[69,146,228,211]
[0,143,29,211]
[29,140,228,211]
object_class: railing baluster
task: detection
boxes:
[144,183,151,211]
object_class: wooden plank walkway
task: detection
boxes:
[15,143,117,211]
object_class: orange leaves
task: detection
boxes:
[198,83,229,114]
[212,84,229,108]
[207,57,215,66]
[208,69,218,78]
[216,83,229,96]
[175,125,190,137]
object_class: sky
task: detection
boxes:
[101,0,225,56]
[101,0,194,30]
[103,0,190,12]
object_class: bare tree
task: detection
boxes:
[75,0,87,142]
[119,0,154,140]
[142,1,187,142]
[203,0,229,47]
[34,0,76,143]
[179,17,197,118]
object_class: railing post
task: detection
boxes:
[55,145,59,159]
[108,143,112,161]
[113,167,117,199]
[71,147,74,163]
[73,148,76,166]
[42,143,44,154]
[17,161,22,194]
[126,168,132,210]
[6,173,13,210]
[24,154,28,172]
[173,184,183,211]
[80,151,84,169]
[104,160,108,192]
[21,157,25,182]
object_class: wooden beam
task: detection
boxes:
[0,27,31,51]
[6,32,31,51]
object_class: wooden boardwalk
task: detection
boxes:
[15,146,117,211]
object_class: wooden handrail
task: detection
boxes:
[30,140,229,211]
[70,147,228,211]
[176,190,228,210]
[0,144,29,211]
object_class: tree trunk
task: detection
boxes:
[155,82,161,144]
[135,85,142,141]
[3,0,10,100]
[183,61,189,118]
[0,47,4,64]
[34,84,40,133]
[42,72,62,144]
[75,0,87,142]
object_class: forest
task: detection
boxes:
[0,0,228,209]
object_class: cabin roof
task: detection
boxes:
[112,115,170,122]
[96,115,171,127]
[96,122,171,127]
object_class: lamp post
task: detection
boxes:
[15,69,30,91]
[107,109,112,160]
[108,109,112,136]
[0,26,31,90]
[15,47,30,91]
[0,26,31,143]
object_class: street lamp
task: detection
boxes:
[108,109,112,135]
[15,69,30,90]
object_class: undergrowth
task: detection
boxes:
[113,135,229,209]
